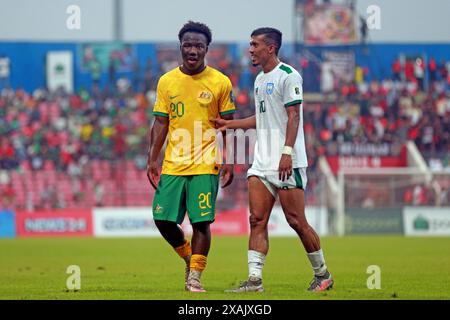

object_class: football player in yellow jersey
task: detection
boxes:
[146,21,236,292]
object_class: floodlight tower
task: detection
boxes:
[113,0,123,41]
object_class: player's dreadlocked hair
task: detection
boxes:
[178,21,212,45]
[251,27,282,55]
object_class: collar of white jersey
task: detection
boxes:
[262,61,283,75]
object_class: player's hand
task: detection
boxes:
[220,164,234,188]
[278,155,293,182]
[146,161,160,190]
[210,117,230,132]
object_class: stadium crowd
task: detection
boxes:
[0,51,449,210]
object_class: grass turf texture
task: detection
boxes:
[0,236,449,300]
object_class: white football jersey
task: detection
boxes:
[251,61,308,171]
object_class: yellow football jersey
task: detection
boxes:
[152,66,236,176]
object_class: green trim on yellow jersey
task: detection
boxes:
[219,110,236,116]
[153,111,169,117]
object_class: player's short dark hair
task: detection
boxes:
[178,21,212,46]
[251,27,282,55]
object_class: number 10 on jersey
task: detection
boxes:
[259,100,266,113]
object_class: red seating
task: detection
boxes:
[3,161,160,209]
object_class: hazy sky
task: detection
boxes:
[0,0,449,42]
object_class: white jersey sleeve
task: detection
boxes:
[283,72,303,107]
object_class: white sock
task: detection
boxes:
[307,249,327,276]
[189,270,202,281]
[248,250,266,280]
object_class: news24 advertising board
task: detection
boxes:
[15,210,93,237]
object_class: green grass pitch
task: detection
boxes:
[0,236,449,300]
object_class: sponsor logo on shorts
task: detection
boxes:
[200,212,211,217]
[154,204,164,214]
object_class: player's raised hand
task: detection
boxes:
[210,117,229,132]
[278,154,293,182]
[220,164,234,188]
[146,161,160,190]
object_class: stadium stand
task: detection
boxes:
[0,49,449,210]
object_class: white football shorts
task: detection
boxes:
[247,167,308,198]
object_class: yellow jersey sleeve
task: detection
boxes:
[152,78,169,118]
[219,77,236,117]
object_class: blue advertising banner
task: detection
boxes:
[0,210,16,238]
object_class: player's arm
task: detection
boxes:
[220,113,234,188]
[147,116,169,189]
[279,105,300,181]
[279,72,303,181]
[212,115,256,131]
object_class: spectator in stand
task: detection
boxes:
[90,58,102,87]
[404,58,415,83]
[0,137,17,170]
[447,61,450,90]
[392,58,402,81]
[143,58,154,92]
[439,60,448,84]
[429,57,437,83]
[108,55,117,89]
[1,182,15,209]
[94,180,105,207]
[414,58,425,91]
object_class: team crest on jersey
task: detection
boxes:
[154,204,164,214]
[266,83,275,95]
[230,91,235,104]
[197,91,213,105]
[199,91,212,100]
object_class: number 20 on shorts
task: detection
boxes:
[198,192,212,209]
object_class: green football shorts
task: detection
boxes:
[152,174,219,224]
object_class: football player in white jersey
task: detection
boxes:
[213,27,333,292]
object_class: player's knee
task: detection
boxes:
[286,215,309,234]
[192,221,211,234]
[154,220,177,233]
[154,220,168,229]
[249,212,266,229]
